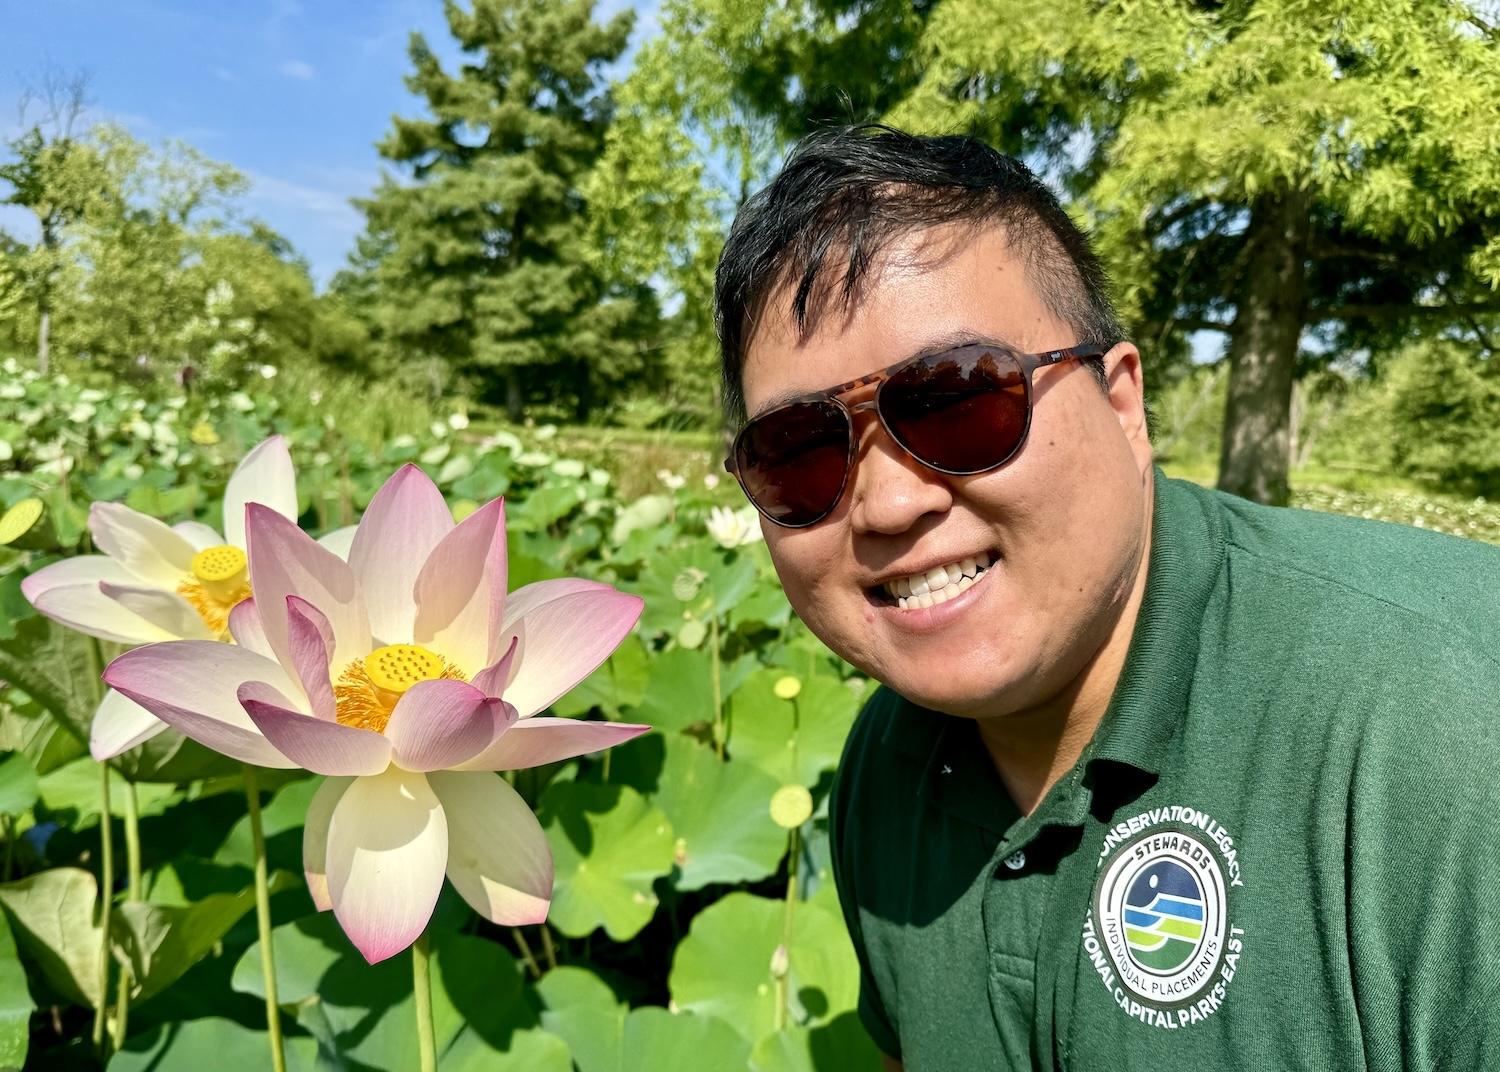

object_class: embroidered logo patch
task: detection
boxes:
[1081,805,1246,1030]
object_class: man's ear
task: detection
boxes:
[1103,342,1152,471]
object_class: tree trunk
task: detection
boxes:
[504,367,523,423]
[37,309,50,376]
[1217,188,1311,506]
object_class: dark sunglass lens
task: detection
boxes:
[883,349,1028,472]
[736,400,850,524]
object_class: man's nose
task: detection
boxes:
[845,413,954,535]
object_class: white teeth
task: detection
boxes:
[882,552,996,609]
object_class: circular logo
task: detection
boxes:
[1093,824,1229,1008]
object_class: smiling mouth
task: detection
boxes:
[868,550,998,610]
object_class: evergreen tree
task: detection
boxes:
[349,0,654,421]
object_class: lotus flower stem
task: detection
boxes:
[709,613,724,759]
[776,825,801,1033]
[91,758,113,1051]
[111,779,142,1049]
[511,927,542,978]
[244,765,287,1072]
[540,923,558,971]
[122,780,141,901]
[86,634,113,1052]
[413,929,438,1072]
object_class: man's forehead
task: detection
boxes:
[740,226,1046,417]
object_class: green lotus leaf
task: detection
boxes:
[540,782,673,940]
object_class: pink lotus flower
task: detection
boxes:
[20,436,353,759]
[104,464,648,963]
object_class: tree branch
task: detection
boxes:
[1315,302,1500,321]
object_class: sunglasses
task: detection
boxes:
[725,340,1114,528]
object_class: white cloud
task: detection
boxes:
[279,59,315,80]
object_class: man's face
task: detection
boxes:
[739,223,1154,721]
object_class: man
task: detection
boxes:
[715,125,1500,1071]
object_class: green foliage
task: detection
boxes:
[0,907,33,1069]
[342,0,658,422]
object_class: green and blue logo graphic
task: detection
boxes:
[1122,860,1206,972]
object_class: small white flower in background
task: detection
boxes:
[516,451,552,467]
[0,382,25,400]
[79,388,106,403]
[0,441,12,463]
[485,430,523,454]
[534,424,557,441]
[429,421,449,439]
[702,473,720,490]
[69,402,97,423]
[123,463,144,480]
[588,468,610,488]
[167,396,187,410]
[657,469,686,491]
[706,505,762,549]
[447,412,469,431]
[230,392,256,413]
[308,389,323,406]
[551,459,585,478]
[258,365,278,380]
[129,418,153,442]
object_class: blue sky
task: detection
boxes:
[0,0,657,288]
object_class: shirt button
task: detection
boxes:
[1003,850,1026,871]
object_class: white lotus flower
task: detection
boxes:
[705,505,762,549]
[21,437,353,760]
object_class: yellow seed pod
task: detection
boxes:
[769,784,814,829]
[0,498,47,549]
[365,644,444,695]
[773,675,802,701]
[191,544,247,583]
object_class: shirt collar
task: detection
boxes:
[1085,468,1226,776]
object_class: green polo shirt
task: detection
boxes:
[829,470,1500,1071]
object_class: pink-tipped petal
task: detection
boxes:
[327,767,448,964]
[471,633,520,697]
[30,582,179,645]
[498,578,612,634]
[285,596,336,720]
[303,775,352,911]
[453,717,651,771]
[223,435,298,549]
[245,503,369,675]
[172,521,224,552]
[384,680,517,772]
[228,598,274,658]
[89,689,168,760]
[316,525,358,562]
[242,690,391,776]
[89,501,196,588]
[500,588,643,718]
[103,642,299,768]
[20,555,136,602]
[412,498,506,676]
[98,582,215,640]
[350,465,455,646]
[429,771,551,925]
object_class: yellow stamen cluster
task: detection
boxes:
[334,643,468,733]
[177,544,251,638]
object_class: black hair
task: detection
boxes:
[714,123,1124,424]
